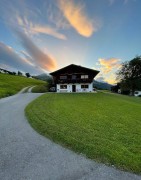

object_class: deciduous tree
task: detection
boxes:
[25,72,31,78]
[116,56,141,95]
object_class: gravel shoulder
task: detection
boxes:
[0,93,141,180]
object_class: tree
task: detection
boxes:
[116,56,141,95]
[111,83,120,93]
[12,72,16,75]
[25,72,31,78]
[18,71,22,76]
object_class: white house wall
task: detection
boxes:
[56,83,93,93]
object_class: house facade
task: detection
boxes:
[50,64,99,93]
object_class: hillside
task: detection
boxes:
[0,73,45,98]
[93,80,112,90]
[35,73,53,81]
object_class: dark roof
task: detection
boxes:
[50,64,100,76]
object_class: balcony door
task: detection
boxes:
[72,85,76,92]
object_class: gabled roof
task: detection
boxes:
[50,64,100,76]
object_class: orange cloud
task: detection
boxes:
[106,78,116,85]
[105,74,117,85]
[96,58,121,84]
[99,58,121,74]
[96,73,117,85]
[58,0,95,37]
[29,25,67,40]
[16,30,57,72]
[17,16,66,40]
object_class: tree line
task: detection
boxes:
[0,68,31,78]
[112,56,141,95]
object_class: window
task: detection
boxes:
[81,85,88,89]
[81,75,88,79]
[60,85,67,89]
[60,76,67,79]
[72,75,76,79]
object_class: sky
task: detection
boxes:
[0,0,141,84]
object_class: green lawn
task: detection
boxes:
[25,92,141,174]
[0,73,45,98]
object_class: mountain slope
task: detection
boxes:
[35,73,53,81]
[93,80,112,90]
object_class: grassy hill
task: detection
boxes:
[0,73,46,98]
[26,92,141,174]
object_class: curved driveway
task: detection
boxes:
[0,93,141,180]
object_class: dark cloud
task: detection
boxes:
[0,0,57,74]
[0,42,42,74]
[16,30,57,71]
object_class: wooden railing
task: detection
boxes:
[55,79,92,84]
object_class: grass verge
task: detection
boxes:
[32,84,48,93]
[25,92,141,174]
[0,73,45,98]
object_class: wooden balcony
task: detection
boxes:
[55,78,92,84]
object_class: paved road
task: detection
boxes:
[0,93,141,180]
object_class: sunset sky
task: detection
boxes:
[0,0,141,84]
